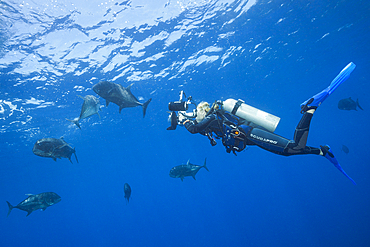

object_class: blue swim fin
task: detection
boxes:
[301,62,356,111]
[321,145,356,185]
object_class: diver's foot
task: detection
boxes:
[300,90,328,113]
[300,98,318,113]
[320,145,334,158]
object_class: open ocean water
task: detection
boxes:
[1,0,370,246]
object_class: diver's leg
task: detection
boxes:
[291,108,315,150]
[245,120,323,157]
[246,128,291,155]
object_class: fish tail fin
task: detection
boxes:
[74,148,79,163]
[203,158,209,172]
[66,118,81,129]
[356,98,364,110]
[6,201,13,217]
[142,98,152,118]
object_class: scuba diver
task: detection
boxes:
[167,62,357,185]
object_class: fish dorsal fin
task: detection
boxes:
[25,194,34,196]
[77,95,84,100]
[126,83,134,92]
[97,112,101,119]
[56,144,68,150]
[186,160,190,165]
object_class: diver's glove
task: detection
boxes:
[178,111,188,124]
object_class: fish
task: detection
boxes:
[92,81,152,117]
[66,95,101,129]
[342,144,349,154]
[6,192,61,217]
[32,137,79,163]
[124,183,131,203]
[338,97,363,111]
[169,158,209,181]
[166,111,178,130]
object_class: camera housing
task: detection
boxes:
[168,101,188,111]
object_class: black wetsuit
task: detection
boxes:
[184,110,321,156]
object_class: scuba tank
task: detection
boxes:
[222,99,280,132]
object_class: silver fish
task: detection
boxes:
[7,192,61,217]
[124,183,131,204]
[66,95,101,129]
[32,137,78,163]
[338,97,363,111]
[342,144,349,154]
[92,81,151,117]
[169,158,208,181]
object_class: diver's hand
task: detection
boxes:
[178,111,187,124]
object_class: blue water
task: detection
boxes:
[1,0,370,246]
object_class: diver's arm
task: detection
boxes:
[184,114,216,134]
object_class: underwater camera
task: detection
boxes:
[168,90,193,111]
[167,91,196,130]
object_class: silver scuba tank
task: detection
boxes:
[222,99,280,132]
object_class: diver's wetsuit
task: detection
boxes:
[184,110,321,156]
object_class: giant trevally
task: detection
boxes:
[124,183,131,204]
[169,158,209,181]
[92,81,151,117]
[32,137,78,163]
[338,97,363,111]
[66,95,101,129]
[6,192,61,217]
[342,144,349,154]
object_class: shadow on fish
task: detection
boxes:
[124,183,131,204]
[338,97,363,111]
[66,95,101,129]
[169,158,209,181]
[6,192,61,217]
[32,137,78,163]
[92,81,151,117]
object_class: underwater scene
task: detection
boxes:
[1,0,370,246]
